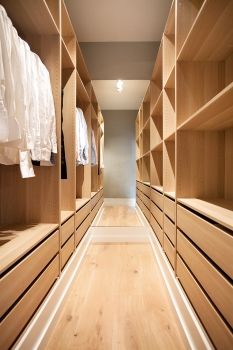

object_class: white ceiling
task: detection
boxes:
[92,80,150,110]
[65,0,172,42]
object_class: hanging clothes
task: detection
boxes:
[99,122,104,169]
[91,129,97,165]
[0,5,57,178]
[76,107,89,165]
[61,90,67,179]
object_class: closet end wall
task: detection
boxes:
[136,1,233,349]
[0,1,104,349]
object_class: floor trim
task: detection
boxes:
[13,229,93,350]
[90,226,149,243]
[136,205,214,350]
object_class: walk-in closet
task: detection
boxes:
[0,1,232,349]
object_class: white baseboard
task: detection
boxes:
[13,229,92,350]
[136,205,214,350]
[104,198,136,206]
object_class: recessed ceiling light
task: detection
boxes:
[116,79,124,93]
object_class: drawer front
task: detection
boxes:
[61,234,74,269]
[0,255,59,350]
[141,183,150,197]
[76,215,90,246]
[177,205,233,279]
[151,188,163,210]
[91,194,98,209]
[177,256,233,350]
[164,196,175,222]
[177,230,233,328]
[150,215,163,246]
[150,201,163,228]
[164,215,175,245]
[140,192,150,209]
[164,234,175,268]
[75,201,91,228]
[136,181,143,192]
[61,216,75,246]
[0,231,59,318]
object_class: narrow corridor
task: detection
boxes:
[45,205,186,350]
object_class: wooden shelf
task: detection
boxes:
[76,41,91,86]
[76,71,90,105]
[164,66,175,89]
[163,88,175,139]
[0,223,58,274]
[152,43,163,81]
[143,118,150,131]
[178,82,233,130]
[151,91,163,117]
[143,150,150,158]
[164,191,176,200]
[151,185,163,194]
[151,140,163,152]
[151,148,163,189]
[164,131,175,142]
[178,1,233,61]
[0,0,59,35]
[76,198,90,212]
[91,104,98,120]
[61,211,74,224]
[178,198,233,231]
[62,39,75,69]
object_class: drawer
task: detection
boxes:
[76,215,90,246]
[0,230,59,318]
[141,183,150,197]
[91,194,98,209]
[136,181,143,192]
[61,216,75,246]
[177,230,233,328]
[150,201,163,227]
[151,188,163,210]
[61,234,74,269]
[164,215,175,245]
[164,196,175,222]
[164,234,175,268]
[0,255,59,350]
[177,205,233,279]
[177,256,233,350]
[150,214,163,246]
[140,192,150,209]
[75,201,91,228]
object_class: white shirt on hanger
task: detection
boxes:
[76,107,89,165]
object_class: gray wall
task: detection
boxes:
[80,42,159,79]
[104,110,137,198]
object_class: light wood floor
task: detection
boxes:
[45,243,187,350]
[96,206,143,227]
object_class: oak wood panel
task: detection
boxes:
[46,244,186,350]
[61,216,75,246]
[75,201,91,229]
[164,196,175,222]
[75,215,90,247]
[150,214,163,246]
[177,230,233,328]
[98,205,142,227]
[61,235,75,269]
[150,201,163,228]
[140,191,151,210]
[140,183,151,198]
[0,231,58,318]
[164,234,175,269]
[177,205,233,279]
[151,187,163,210]
[0,256,59,350]
[177,256,233,350]
[164,215,176,245]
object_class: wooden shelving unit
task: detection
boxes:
[0,1,104,348]
[136,1,233,348]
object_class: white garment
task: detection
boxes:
[0,5,57,177]
[91,129,97,165]
[100,122,104,169]
[19,151,35,178]
[76,108,89,165]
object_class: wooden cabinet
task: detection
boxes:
[61,235,75,269]
[61,216,75,246]
[75,201,91,229]
[150,201,163,228]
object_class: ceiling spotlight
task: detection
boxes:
[116,79,124,93]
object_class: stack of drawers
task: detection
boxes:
[150,187,163,245]
[136,181,150,221]
[176,205,233,349]
[163,195,176,268]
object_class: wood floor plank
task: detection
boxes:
[96,206,143,227]
[45,244,186,350]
